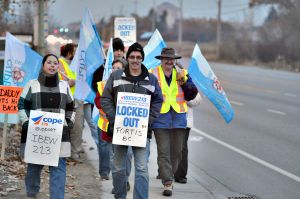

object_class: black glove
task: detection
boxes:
[147,128,153,139]
[66,118,74,129]
[21,121,29,143]
[107,123,114,137]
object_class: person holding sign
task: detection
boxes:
[101,42,163,199]
[18,54,75,199]
[149,48,198,196]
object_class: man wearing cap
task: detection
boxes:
[149,48,198,196]
[101,42,163,199]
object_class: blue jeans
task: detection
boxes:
[97,129,133,178]
[84,103,99,145]
[112,139,150,199]
[25,158,66,199]
[97,128,113,177]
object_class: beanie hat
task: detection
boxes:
[113,38,125,52]
[126,42,144,61]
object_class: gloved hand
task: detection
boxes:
[176,69,188,86]
[107,123,114,137]
[66,118,74,129]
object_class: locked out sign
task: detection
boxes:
[113,92,151,147]
[114,17,136,47]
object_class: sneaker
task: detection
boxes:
[175,178,187,184]
[162,184,173,196]
[101,176,109,180]
[26,193,37,198]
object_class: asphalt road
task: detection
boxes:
[186,62,300,199]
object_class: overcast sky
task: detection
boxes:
[49,0,268,26]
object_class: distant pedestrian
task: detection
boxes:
[149,48,198,196]
[18,54,75,199]
[101,42,163,199]
[59,43,85,162]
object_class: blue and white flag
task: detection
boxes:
[102,38,114,81]
[143,29,166,70]
[70,8,104,103]
[3,32,42,87]
[188,44,234,123]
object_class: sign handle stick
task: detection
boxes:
[1,114,8,160]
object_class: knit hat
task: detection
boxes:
[126,42,144,61]
[113,38,125,52]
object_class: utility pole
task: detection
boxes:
[37,0,45,55]
[216,0,222,59]
[178,0,183,53]
[152,0,156,32]
[134,0,138,15]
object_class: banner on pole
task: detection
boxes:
[3,32,42,87]
[70,8,104,103]
[24,110,64,166]
[112,92,150,147]
[0,85,23,114]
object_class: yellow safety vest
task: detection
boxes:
[58,58,76,95]
[97,81,109,131]
[149,66,187,113]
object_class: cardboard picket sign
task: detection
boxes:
[0,85,23,114]
[24,110,64,166]
[112,92,151,147]
[114,17,136,47]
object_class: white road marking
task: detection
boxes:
[231,101,244,106]
[267,109,286,115]
[188,136,203,142]
[192,127,300,183]
[284,93,297,98]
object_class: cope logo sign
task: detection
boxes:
[31,114,63,126]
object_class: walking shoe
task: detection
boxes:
[162,184,173,196]
[101,176,109,180]
[26,193,37,198]
[175,178,187,184]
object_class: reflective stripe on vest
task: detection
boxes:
[149,66,187,113]
[98,108,109,132]
[59,58,76,95]
[96,81,109,131]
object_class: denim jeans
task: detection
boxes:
[97,128,113,177]
[112,139,150,199]
[84,103,99,145]
[98,129,133,178]
[25,158,66,199]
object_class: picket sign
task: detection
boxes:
[112,92,151,147]
[24,110,64,166]
[0,85,23,160]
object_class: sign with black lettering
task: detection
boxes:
[114,17,136,47]
[24,110,65,166]
[0,85,22,114]
[113,92,151,147]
